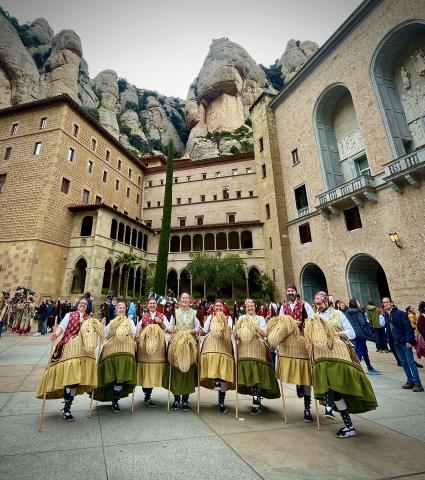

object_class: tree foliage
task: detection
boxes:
[254,272,276,301]
[84,107,100,121]
[152,141,174,294]
[117,77,128,93]
[187,253,246,296]
[259,59,284,91]
[114,252,141,270]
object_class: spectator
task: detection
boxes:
[83,292,93,315]
[383,297,423,392]
[345,299,381,375]
[416,301,425,359]
[366,300,388,352]
[406,306,418,333]
[33,300,47,336]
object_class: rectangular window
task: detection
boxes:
[262,164,266,178]
[117,159,122,170]
[115,179,120,191]
[299,223,312,244]
[61,178,70,194]
[39,117,47,129]
[145,220,152,228]
[188,198,192,204]
[95,195,102,204]
[0,174,5,193]
[202,173,207,180]
[215,171,220,178]
[232,168,238,176]
[146,201,151,208]
[213,194,217,201]
[11,123,18,135]
[34,142,42,155]
[200,195,205,202]
[186,175,191,181]
[272,269,276,281]
[292,148,299,165]
[87,160,93,173]
[160,179,164,185]
[4,147,12,160]
[265,203,271,219]
[227,213,236,224]
[294,184,309,216]
[259,137,264,152]
[127,187,130,198]
[148,181,152,187]
[177,198,181,205]
[82,189,90,203]
[136,193,140,204]
[67,147,75,161]
[174,177,178,183]
[196,216,204,226]
[105,149,110,161]
[91,138,97,151]
[246,167,252,174]
[269,236,273,249]
[102,171,108,183]
[138,176,142,186]
[249,190,254,197]
[157,200,160,206]
[128,168,132,179]
[179,217,186,227]
[73,124,79,137]
[223,187,229,200]
[354,154,371,176]
[236,190,241,198]
[344,206,362,231]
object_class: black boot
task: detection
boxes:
[182,394,190,412]
[143,388,155,408]
[303,395,313,422]
[112,385,121,413]
[218,390,227,413]
[251,387,262,415]
[336,409,357,438]
[296,385,304,398]
[171,395,180,411]
[62,387,75,422]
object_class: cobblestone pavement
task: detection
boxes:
[0,332,424,480]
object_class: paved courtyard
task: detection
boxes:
[0,333,424,480]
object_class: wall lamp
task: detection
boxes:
[389,232,402,249]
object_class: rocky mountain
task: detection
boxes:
[0,7,318,159]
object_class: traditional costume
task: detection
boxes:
[94,313,137,412]
[305,291,378,438]
[167,307,200,411]
[16,300,35,335]
[36,311,104,421]
[235,309,280,415]
[136,309,169,407]
[200,312,235,413]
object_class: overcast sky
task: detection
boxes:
[2,0,362,99]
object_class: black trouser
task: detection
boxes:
[373,327,387,351]
[143,388,153,398]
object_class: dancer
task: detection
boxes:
[200,299,234,413]
[234,299,280,415]
[136,295,169,407]
[94,302,137,412]
[36,297,104,421]
[167,293,202,412]
[305,291,378,438]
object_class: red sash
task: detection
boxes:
[142,311,163,328]
[52,311,88,362]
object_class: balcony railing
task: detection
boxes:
[297,206,309,218]
[383,147,425,192]
[316,175,377,217]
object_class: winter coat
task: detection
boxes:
[345,308,375,342]
[384,306,416,346]
[366,305,382,329]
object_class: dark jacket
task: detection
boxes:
[345,308,375,342]
[384,306,416,346]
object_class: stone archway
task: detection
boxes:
[347,254,390,307]
[71,258,87,294]
[167,270,178,297]
[248,267,260,298]
[300,263,328,304]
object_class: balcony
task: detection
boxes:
[316,175,378,217]
[297,206,309,218]
[383,147,425,193]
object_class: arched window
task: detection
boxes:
[125,225,131,244]
[167,270,178,297]
[143,234,148,251]
[193,234,203,251]
[102,260,112,291]
[241,230,253,249]
[117,222,124,242]
[228,231,240,249]
[170,235,180,252]
[80,215,93,236]
[181,235,192,252]
[131,228,137,247]
[110,219,118,239]
[137,231,143,249]
[204,233,215,250]
[71,258,87,294]
[216,232,227,250]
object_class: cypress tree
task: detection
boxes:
[153,140,174,294]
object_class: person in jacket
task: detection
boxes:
[366,301,388,352]
[383,297,423,392]
[345,299,381,375]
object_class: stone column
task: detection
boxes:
[177,275,180,298]
[245,274,249,297]
[117,266,123,297]
[139,270,143,298]
[108,267,113,291]
[190,276,193,297]
[203,282,206,300]
[132,273,137,298]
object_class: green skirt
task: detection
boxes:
[312,358,378,414]
[162,363,197,395]
[237,358,281,399]
[93,353,137,402]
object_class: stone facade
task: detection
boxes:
[251,0,425,307]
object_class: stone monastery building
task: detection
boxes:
[0,0,424,307]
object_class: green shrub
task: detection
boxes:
[230,145,239,154]
[119,123,131,136]
[117,77,128,93]
[84,107,99,121]
[125,101,139,112]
